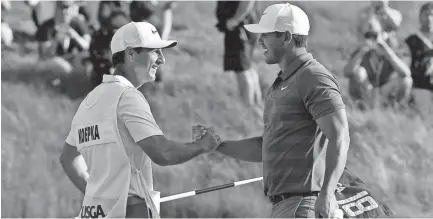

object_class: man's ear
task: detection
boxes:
[283,31,293,46]
[125,47,135,63]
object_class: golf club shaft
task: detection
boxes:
[160,177,263,203]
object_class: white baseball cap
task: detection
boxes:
[244,3,310,35]
[110,22,177,54]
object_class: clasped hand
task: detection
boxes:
[191,124,222,152]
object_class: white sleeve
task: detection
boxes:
[118,89,164,143]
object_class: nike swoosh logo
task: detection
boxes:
[152,29,157,34]
[281,86,288,90]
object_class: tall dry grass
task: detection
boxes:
[2,1,433,218]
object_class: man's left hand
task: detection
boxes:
[315,192,338,218]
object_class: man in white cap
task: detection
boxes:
[344,15,412,107]
[207,3,350,218]
[357,0,402,47]
[59,21,221,218]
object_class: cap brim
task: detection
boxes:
[244,24,275,33]
[147,40,178,49]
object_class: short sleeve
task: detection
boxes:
[65,128,77,147]
[118,88,164,143]
[297,70,346,120]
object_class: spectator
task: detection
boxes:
[405,2,433,92]
[97,1,122,29]
[26,0,90,30]
[35,0,91,86]
[357,0,402,48]
[344,16,412,107]
[85,10,130,89]
[129,0,174,89]
[215,1,263,112]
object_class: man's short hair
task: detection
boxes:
[292,34,308,48]
[276,32,308,48]
[112,47,145,67]
[420,2,433,15]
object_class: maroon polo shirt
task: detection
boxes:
[262,53,346,196]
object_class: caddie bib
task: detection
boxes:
[69,75,160,218]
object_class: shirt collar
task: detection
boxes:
[102,75,135,88]
[279,53,313,80]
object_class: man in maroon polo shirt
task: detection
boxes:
[210,3,350,218]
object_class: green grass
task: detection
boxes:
[2,1,433,218]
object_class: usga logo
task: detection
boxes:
[80,205,106,218]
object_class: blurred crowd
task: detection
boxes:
[1,0,433,110]
[344,0,433,109]
[1,0,174,91]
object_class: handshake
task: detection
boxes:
[191,124,223,152]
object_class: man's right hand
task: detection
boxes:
[192,124,222,152]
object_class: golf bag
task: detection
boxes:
[335,167,394,218]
